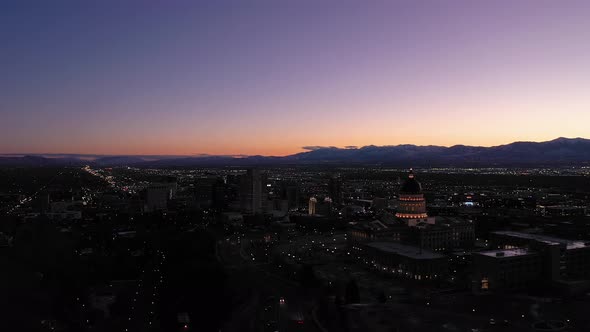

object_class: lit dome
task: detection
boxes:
[400,169,422,194]
[396,169,428,220]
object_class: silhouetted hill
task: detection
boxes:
[2,138,590,167]
[130,137,590,167]
[0,155,86,167]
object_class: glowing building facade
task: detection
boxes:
[396,169,434,226]
[308,197,317,215]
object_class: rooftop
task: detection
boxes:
[435,216,472,225]
[478,248,534,258]
[492,231,589,250]
[366,242,444,260]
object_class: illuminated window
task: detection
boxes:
[481,277,489,290]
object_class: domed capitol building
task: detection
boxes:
[396,169,435,227]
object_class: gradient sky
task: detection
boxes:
[2,1,590,156]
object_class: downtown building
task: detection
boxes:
[351,241,448,281]
[144,178,177,212]
[396,170,474,251]
[239,169,268,214]
[472,231,590,293]
[410,216,476,252]
[349,170,475,252]
[347,170,476,282]
[395,169,435,226]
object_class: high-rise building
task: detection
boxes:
[328,176,343,205]
[145,184,172,212]
[239,169,267,214]
[280,181,300,211]
[194,177,226,209]
[194,178,216,208]
[308,197,317,215]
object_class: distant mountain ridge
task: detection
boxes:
[2,137,590,167]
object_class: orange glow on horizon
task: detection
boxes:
[6,133,584,157]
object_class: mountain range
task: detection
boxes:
[2,137,590,167]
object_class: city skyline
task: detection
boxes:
[3,2,590,332]
[3,1,590,155]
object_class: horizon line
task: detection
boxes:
[1,136,586,159]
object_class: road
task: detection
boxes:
[4,170,63,215]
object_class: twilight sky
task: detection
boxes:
[2,0,590,156]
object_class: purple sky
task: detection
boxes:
[2,0,589,155]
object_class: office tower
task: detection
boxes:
[145,184,172,212]
[328,176,343,205]
[280,181,300,211]
[194,177,225,209]
[308,197,317,215]
[239,169,267,214]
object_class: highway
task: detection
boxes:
[4,170,63,215]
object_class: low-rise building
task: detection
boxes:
[352,241,448,281]
[414,218,475,251]
[472,248,542,291]
[349,221,408,243]
[472,231,590,292]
